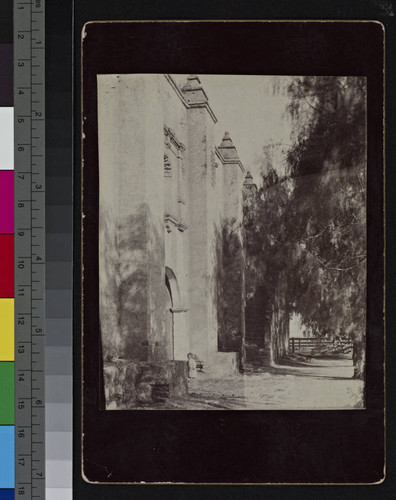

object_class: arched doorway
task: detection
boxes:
[165,267,188,361]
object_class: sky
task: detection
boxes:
[172,75,294,184]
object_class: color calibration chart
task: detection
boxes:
[0,100,14,499]
[0,1,72,499]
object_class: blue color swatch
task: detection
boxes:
[0,426,14,488]
[0,489,14,499]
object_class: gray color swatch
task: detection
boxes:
[46,206,72,233]
[45,319,72,346]
[46,375,72,403]
[45,347,72,375]
[46,177,72,205]
[45,403,72,431]
[46,262,72,290]
[46,290,72,318]
[46,233,72,262]
[46,431,72,460]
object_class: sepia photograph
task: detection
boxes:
[96,72,367,411]
[79,20,384,485]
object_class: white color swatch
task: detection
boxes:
[0,107,13,169]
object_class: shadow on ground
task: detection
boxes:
[119,353,364,410]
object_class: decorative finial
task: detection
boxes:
[181,75,208,104]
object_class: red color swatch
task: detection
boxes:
[0,234,14,297]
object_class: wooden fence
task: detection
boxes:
[289,337,352,353]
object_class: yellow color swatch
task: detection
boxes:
[0,299,14,361]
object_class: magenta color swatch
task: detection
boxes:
[0,171,14,234]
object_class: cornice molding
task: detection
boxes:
[215,146,245,173]
[164,74,218,124]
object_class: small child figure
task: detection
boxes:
[187,353,197,379]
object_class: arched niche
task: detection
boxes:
[164,266,189,360]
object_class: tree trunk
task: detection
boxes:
[352,338,365,380]
[269,303,279,366]
[269,272,290,366]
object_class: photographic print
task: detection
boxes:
[79,20,384,485]
[96,72,366,411]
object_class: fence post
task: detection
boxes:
[291,338,295,353]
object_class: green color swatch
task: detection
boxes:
[0,362,14,424]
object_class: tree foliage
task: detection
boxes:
[286,76,366,342]
[244,76,367,377]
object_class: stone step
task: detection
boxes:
[151,383,170,403]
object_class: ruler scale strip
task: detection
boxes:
[14,1,45,498]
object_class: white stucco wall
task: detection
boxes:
[98,73,241,372]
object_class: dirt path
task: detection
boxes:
[155,357,364,410]
[127,357,364,410]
